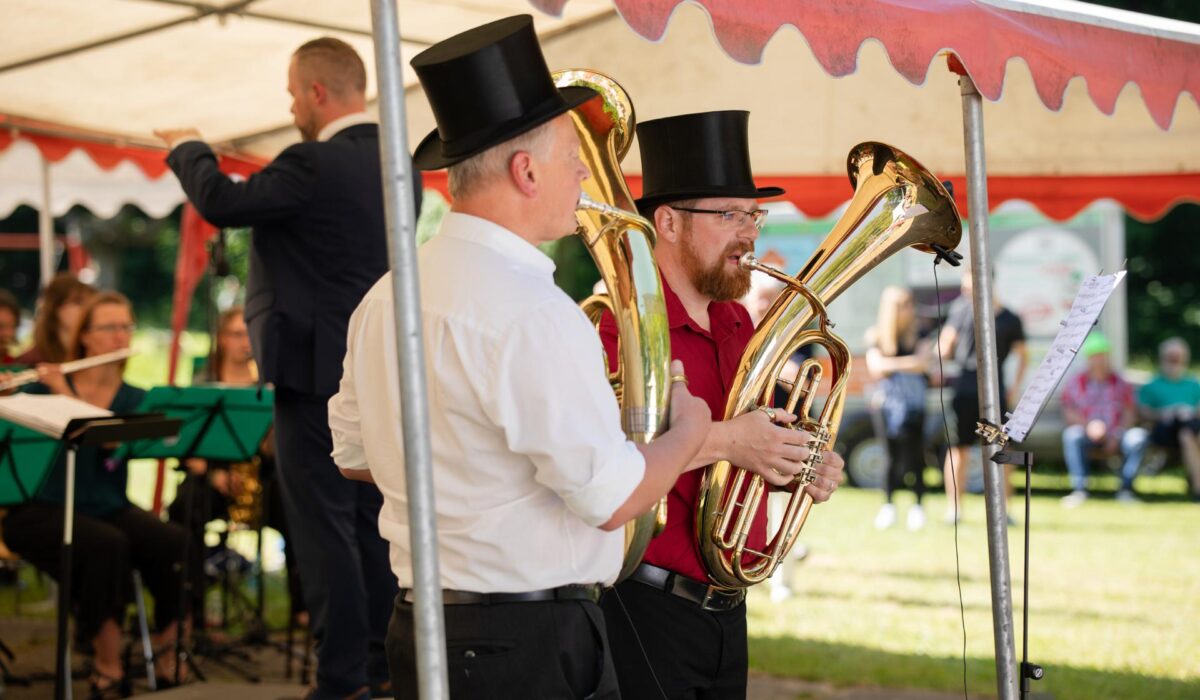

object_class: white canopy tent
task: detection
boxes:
[3,2,1198,698]
[1,1,1196,225]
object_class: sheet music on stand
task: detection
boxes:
[1002,270,1126,444]
[0,394,113,437]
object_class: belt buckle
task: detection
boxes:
[699,585,742,612]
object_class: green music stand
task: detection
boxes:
[119,385,274,464]
[119,385,274,684]
[0,420,62,507]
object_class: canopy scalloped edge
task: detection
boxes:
[421,170,1198,223]
[0,118,265,181]
[530,0,1200,130]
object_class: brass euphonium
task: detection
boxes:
[697,143,962,588]
[552,69,672,581]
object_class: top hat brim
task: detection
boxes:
[635,184,786,212]
[412,86,596,171]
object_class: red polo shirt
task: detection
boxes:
[600,274,765,584]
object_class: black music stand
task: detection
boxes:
[120,385,272,685]
[55,414,181,700]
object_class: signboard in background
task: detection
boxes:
[757,200,1127,382]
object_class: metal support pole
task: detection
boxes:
[959,73,1019,700]
[55,448,76,700]
[38,155,55,287]
[368,2,448,699]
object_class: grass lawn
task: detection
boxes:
[748,474,1200,699]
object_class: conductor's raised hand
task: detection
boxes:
[153,128,203,150]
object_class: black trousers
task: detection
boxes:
[386,595,620,699]
[4,503,192,642]
[274,389,395,694]
[601,579,747,700]
[885,414,927,503]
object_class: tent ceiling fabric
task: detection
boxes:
[0,0,1196,220]
[0,0,613,149]
[477,8,1198,178]
[406,7,1199,220]
[532,0,1200,130]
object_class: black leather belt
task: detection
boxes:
[399,583,603,606]
[627,563,745,612]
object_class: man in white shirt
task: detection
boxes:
[329,16,710,700]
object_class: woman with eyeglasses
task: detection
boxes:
[3,291,194,696]
[168,307,308,632]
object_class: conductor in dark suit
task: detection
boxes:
[157,37,412,700]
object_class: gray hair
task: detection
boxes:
[447,121,556,200]
[1159,336,1191,360]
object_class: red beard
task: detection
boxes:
[681,234,752,302]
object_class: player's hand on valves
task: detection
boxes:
[803,449,845,503]
[727,405,812,488]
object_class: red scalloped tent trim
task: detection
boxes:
[0,126,265,181]
[420,170,1198,223]
[532,0,1200,130]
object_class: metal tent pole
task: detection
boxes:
[368,1,448,698]
[38,155,55,286]
[959,72,1019,700]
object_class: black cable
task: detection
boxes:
[933,260,970,700]
[611,586,669,700]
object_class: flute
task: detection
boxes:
[0,348,135,391]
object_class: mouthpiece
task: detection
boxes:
[577,192,622,216]
[738,252,759,270]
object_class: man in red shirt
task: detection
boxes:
[599,110,846,699]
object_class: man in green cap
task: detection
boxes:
[1060,332,1149,507]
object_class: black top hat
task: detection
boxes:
[635,110,784,210]
[410,15,594,171]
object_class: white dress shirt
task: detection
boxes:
[316,112,375,142]
[329,212,645,592]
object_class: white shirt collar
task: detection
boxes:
[439,211,556,277]
[317,112,375,142]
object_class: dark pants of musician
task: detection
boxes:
[387,597,620,699]
[5,503,193,643]
[274,389,395,695]
[602,580,747,700]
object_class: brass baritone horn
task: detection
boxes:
[697,143,963,588]
[553,69,671,581]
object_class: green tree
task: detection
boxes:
[1126,204,1200,364]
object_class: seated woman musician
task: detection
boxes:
[168,307,306,627]
[3,291,193,695]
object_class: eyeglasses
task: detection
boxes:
[88,323,136,335]
[670,206,768,231]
